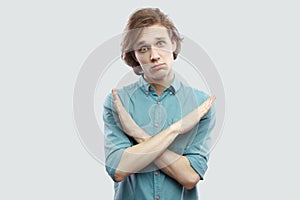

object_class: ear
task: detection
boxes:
[172,40,177,52]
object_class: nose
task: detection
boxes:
[150,48,160,62]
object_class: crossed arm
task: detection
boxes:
[111,89,215,189]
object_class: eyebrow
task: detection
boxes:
[136,37,167,47]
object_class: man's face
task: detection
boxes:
[134,24,176,84]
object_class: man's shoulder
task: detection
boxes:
[117,80,141,99]
[119,80,140,93]
[178,82,209,104]
[103,80,140,108]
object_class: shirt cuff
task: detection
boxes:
[105,148,126,182]
[185,154,208,180]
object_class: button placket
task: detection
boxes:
[154,170,160,200]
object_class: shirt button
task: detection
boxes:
[150,87,153,91]
[145,91,149,95]
[169,91,173,94]
[155,171,159,176]
[157,101,160,105]
[155,123,159,128]
[155,196,160,200]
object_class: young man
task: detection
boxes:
[103,8,216,200]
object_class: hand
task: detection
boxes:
[112,88,149,140]
[175,96,216,134]
[197,96,216,118]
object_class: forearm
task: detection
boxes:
[156,150,201,189]
[112,88,213,140]
[112,89,213,184]
[134,134,201,189]
[114,124,179,181]
[115,105,205,185]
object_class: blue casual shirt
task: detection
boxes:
[103,75,216,200]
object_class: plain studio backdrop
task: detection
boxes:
[1,1,299,199]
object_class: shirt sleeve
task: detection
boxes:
[103,93,133,181]
[183,96,216,180]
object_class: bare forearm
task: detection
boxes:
[117,107,203,186]
[134,135,201,189]
[155,150,200,189]
[112,89,213,183]
[115,124,178,181]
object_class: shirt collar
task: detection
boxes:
[138,74,181,93]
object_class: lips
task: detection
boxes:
[152,63,165,69]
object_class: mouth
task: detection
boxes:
[151,63,166,69]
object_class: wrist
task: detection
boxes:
[169,122,181,136]
[134,130,150,143]
[135,135,150,143]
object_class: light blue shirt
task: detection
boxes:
[103,75,216,200]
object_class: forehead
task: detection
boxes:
[136,25,171,44]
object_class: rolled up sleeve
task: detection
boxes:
[103,93,132,181]
[183,104,216,180]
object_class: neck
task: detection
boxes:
[144,73,174,96]
[151,83,167,96]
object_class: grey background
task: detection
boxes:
[1,0,299,199]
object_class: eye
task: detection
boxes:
[157,41,166,47]
[139,46,149,53]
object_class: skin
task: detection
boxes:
[112,89,215,189]
[113,24,216,190]
[133,24,176,96]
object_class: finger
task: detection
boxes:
[200,97,212,108]
[210,95,216,102]
[199,95,216,115]
[112,88,123,105]
[206,96,216,106]
[111,88,124,113]
[112,88,120,101]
